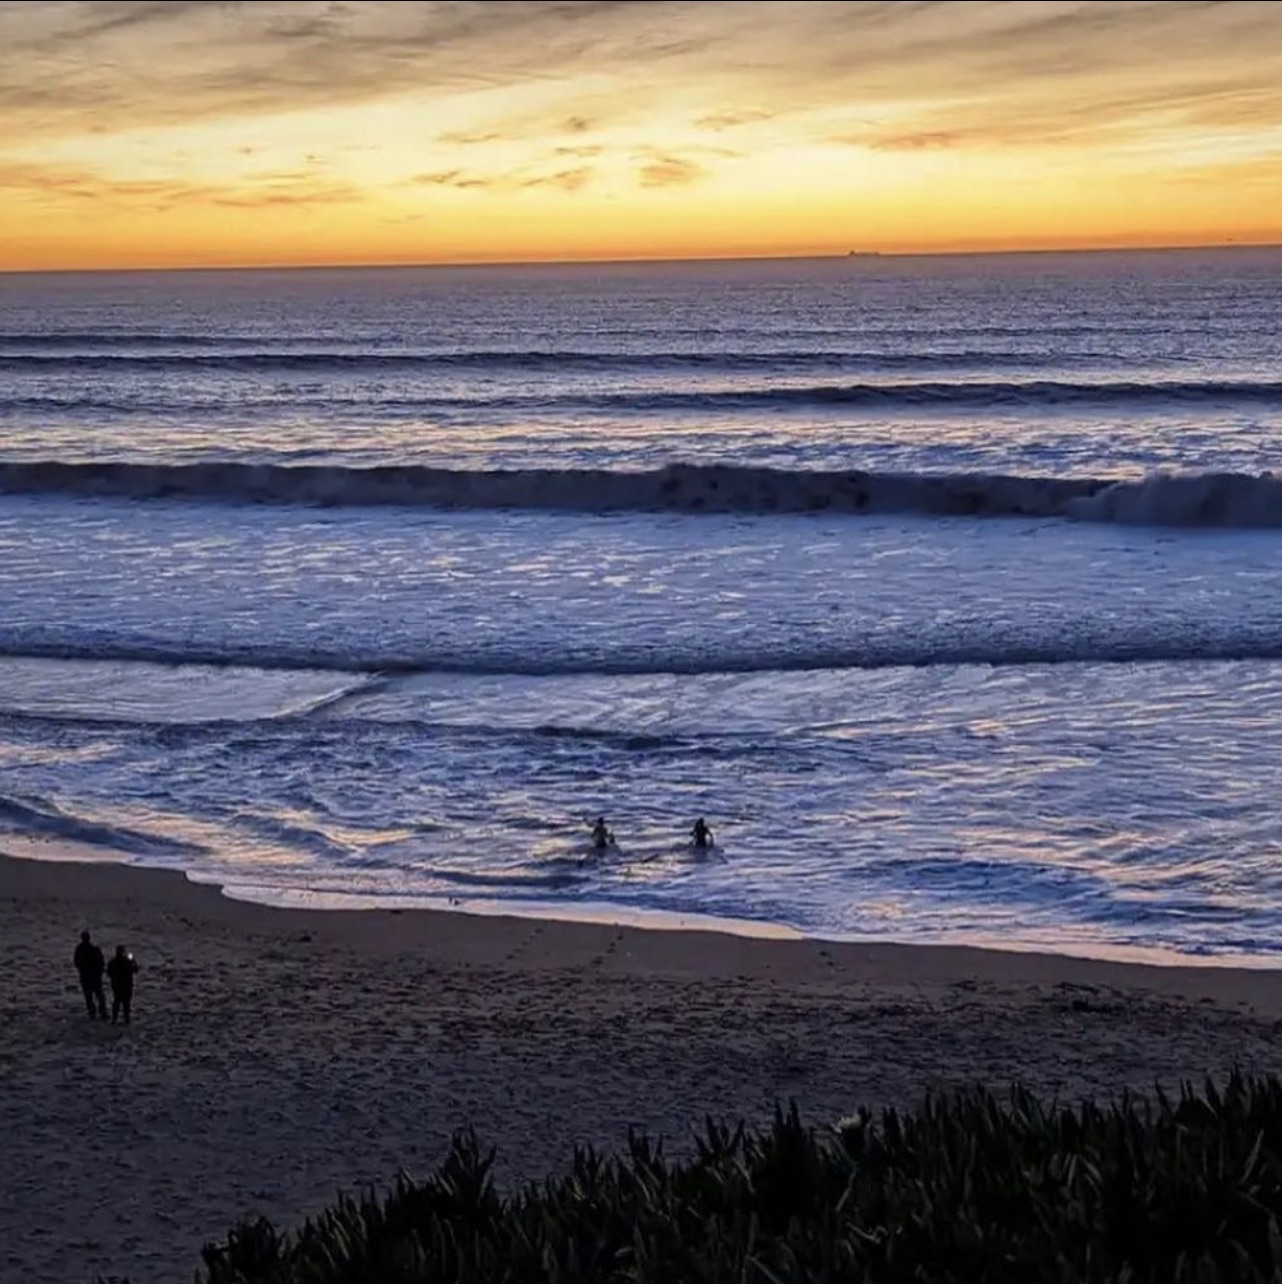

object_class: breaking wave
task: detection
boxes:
[588,379,1282,411]
[0,349,1108,374]
[7,376,1282,412]
[0,791,207,857]
[5,630,1282,678]
[1,458,1280,527]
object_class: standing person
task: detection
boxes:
[690,817,714,850]
[73,931,107,1019]
[106,945,138,1025]
[589,816,614,851]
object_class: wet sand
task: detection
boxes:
[4,847,1281,1283]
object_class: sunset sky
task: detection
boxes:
[3,0,1282,270]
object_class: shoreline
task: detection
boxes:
[8,847,1282,1284]
[221,884,1282,972]
[5,831,1281,974]
[9,839,1282,1010]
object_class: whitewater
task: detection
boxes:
[2,248,1282,962]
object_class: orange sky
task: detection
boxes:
[3,1,1282,271]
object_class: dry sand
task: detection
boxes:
[4,848,1282,1284]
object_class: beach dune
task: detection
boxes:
[3,849,1282,1284]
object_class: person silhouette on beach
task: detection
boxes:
[106,945,138,1025]
[589,816,614,851]
[73,931,107,1019]
[691,817,714,850]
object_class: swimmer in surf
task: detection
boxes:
[691,817,714,850]
[589,816,614,850]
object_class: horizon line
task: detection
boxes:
[2,239,1281,277]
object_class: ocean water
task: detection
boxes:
[2,249,1282,962]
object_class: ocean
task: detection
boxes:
[2,248,1281,963]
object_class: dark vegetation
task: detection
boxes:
[140,1074,1282,1282]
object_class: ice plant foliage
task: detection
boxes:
[109,1074,1282,1282]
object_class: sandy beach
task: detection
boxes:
[4,849,1282,1284]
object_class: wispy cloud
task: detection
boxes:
[845,130,964,152]
[520,165,593,192]
[694,108,776,132]
[638,154,707,188]
[411,169,493,190]
[0,1,704,140]
[2,2,1279,149]
[437,130,505,146]
[0,157,363,211]
[409,163,596,194]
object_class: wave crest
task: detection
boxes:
[6,374,1282,413]
[0,791,207,856]
[1,459,1280,527]
[5,631,1282,679]
[0,349,1080,374]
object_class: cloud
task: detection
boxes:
[0,2,1273,149]
[519,165,593,191]
[637,154,707,188]
[410,169,493,190]
[0,157,363,211]
[437,130,505,146]
[0,1,704,141]
[0,1,1281,184]
[848,130,964,151]
[409,163,595,194]
[412,169,463,185]
[209,181,360,208]
[694,108,775,131]
[0,160,103,201]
